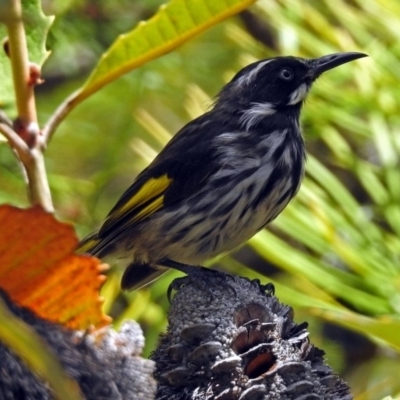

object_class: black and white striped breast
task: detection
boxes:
[151,125,305,262]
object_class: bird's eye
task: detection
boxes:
[279,68,294,80]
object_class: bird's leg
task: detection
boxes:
[160,258,236,301]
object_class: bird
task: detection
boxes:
[78,52,367,291]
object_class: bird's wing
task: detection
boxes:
[77,172,172,255]
[98,172,172,236]
[97,113,218,240]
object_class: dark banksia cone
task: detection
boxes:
[152,275,352,400]
[0,289,156,400]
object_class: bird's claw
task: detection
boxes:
[249,278,275,296]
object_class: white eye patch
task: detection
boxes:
[236,60,273,86]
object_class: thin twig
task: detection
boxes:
[0,123,31,164]
[42,89,81,144]
[0,110,13,128]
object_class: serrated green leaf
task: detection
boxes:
[0,0,53,110]
[0,24,13,110]
[22,0,54,66]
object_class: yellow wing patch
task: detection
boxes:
[104,175,172,227]
[130,195,164,223]
[120,176,171,215]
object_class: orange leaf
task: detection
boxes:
[0,205,111,329]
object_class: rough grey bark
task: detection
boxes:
[0,289,156,400]
[152,275,352,400]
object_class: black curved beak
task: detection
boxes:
[309,52,368,79]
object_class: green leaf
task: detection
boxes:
[312,307,400,352]
[22,0,54,66]
[370,112,398,167]
[0,0,53,110]
[72,0,256,106]
[0,24,12,110]
[249,231,393,315]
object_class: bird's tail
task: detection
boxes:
[77,233,169,290]
[121,262,168,291]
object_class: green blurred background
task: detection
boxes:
[1,1,400,399]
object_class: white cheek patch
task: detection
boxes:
[288,83,309,105]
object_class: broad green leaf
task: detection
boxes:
[71,0,256,108]
[0,0,53,110]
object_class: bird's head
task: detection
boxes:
[216,52,367,130]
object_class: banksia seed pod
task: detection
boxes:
[152,275,352,400]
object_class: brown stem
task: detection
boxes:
[5,0,36,128]
[23,149,53,212]
[3,0,53,212]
